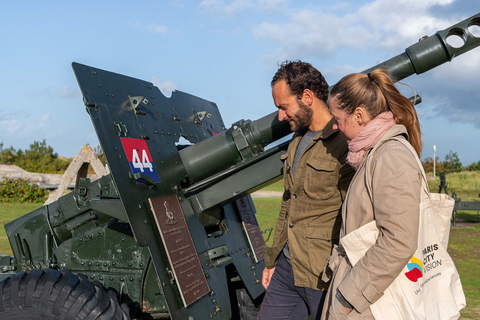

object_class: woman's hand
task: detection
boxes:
[344,306,352,315]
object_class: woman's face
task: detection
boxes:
[329,96,364,143]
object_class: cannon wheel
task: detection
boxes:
[0,269,130,320]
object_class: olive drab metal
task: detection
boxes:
[0,13,479,320]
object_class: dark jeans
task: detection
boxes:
[257,252,326,320]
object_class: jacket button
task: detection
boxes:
[289,224,294,228]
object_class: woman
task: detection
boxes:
[321,68,423,319]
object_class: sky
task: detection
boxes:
[1,0,480,165]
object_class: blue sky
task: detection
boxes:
[1,0,480,165]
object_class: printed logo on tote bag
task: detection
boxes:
[405,256,423,282]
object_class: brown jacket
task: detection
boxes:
[321,125,422,319]
[263,118,354,290]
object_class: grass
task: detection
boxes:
[254,197,283,246]
[0,203,42,256]
[447,211,480,319]
[427,171,480,201]
[262,180,284,193]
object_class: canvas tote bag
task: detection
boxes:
[340,137,466,320]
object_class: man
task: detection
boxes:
[258,61,354,320]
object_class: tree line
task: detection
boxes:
[421,150,480,174]
[0,140,105,174]
[0,140,70,173]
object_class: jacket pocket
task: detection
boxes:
[305,156,338,200]
[330,292,350,320]
[306,225,340,276]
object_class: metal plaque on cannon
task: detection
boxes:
[149,195,210,307]
[235,197,265,263]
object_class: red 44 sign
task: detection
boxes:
[120,138,161,183]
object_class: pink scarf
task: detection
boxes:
[347,111,397,170]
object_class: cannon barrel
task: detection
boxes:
[362,13,480,78]
[179,111,290,183]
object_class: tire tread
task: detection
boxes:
[0,269,130,320]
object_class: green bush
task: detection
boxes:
[466,160,480,171]
[0,178,48,203]
[443,150,463,173]
[0,140,70,174]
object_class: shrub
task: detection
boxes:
[422,156,444,175]
[0,140,70,174]
[0,178,48,203]
[466,161,480,171]
[443,150,463,173]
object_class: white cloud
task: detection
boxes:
[129,21,168,34]
[60,85,81,99]
[0,119,21,136]
[148,23,168,34]
[254,9,371,61]
[0,111,51,137]
[431,52,480,91]
[253,0,462,61]
[424,54,480,127]
[151,76,179,97]
[357,0,457,51]
[200,0,253,16]
[259,0,288,12]
[199,0,288,15]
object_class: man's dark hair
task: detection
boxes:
[271,60,329,103]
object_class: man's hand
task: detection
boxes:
[262,267,275,289]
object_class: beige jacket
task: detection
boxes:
[322,125,422,319]
[263,118,354,290]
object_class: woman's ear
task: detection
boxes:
[354,106,371,126]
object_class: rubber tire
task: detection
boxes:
[0,269,130,320]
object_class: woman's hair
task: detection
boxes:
[330,68,422,156]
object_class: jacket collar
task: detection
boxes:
[374,124,409,146]
[317,117,338,140]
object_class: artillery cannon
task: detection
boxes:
[0,13,479,320]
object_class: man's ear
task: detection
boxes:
[301,89,314,106]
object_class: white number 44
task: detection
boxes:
[132,149,153,172]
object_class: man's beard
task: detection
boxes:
[289,100,313,132]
